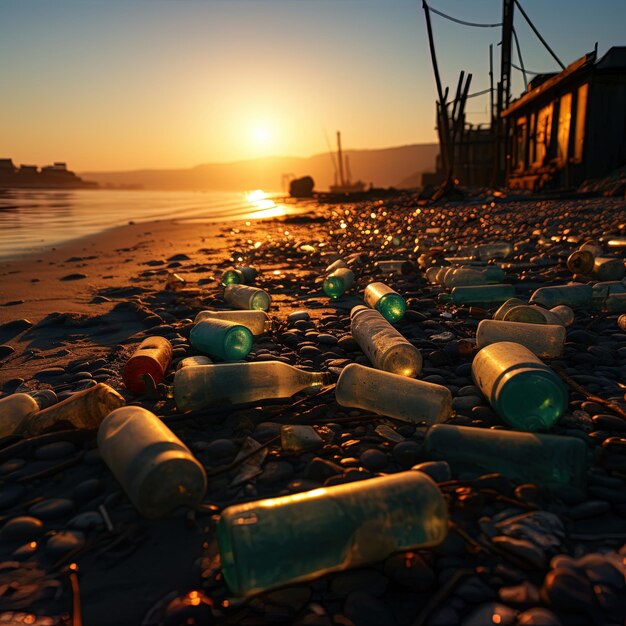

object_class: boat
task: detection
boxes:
[328,131,367,194]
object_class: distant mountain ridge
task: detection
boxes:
[80,143,438,192]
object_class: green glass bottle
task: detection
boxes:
[438,284,515,305]
[323,267,355,298]
[364,282,406,323]
[224,284,271,311]
[221,266,258,286]
[217,471,448,596]
[189,320,253,362]
[173,361,330,412]
[472,341,567,431]
[529,284,593,309]
[424,424,587,489]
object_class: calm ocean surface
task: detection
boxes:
[0,188,306,260]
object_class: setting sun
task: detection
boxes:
[255,126,270,143]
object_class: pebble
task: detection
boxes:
[343,591,394,626]
[1,516,44,541]
[498,581,541,605]
[392,441,423,468]
[72,478,105,503]
[411,461,451,483]
[542,568,595,611]
[33,367,66,380]
[60,273,87,281]
[461,603,517,626]
[34,441,77,460]
[517,608,563,625]
[359,449,388,471]
[253,422,282,443]
[0,458,27,475]
[383,552,434,591]
[258,461,294,487]
[491,536,547,569]
[0,344,15,358]
[452,396,483,412]
[45,530,86,556]
[568,500,611,519]
[0,484,26,510]
[305,457,343,481]
[288,311,310,323]
[67,511,105,531]
[203,438,238,462]
[28,498,75,520]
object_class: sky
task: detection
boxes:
[1,0,625,171]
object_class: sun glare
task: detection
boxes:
[255,126,269,143]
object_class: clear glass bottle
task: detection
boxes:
[375,259,414,275]
[221,266,258,286]
[98,406,207,519]
[425,266,442,284]
[224,284,271,311]
[364,282,406,323]
[580,240,603,257]
[189,319,253,361]
[194,309,272,336]
[173,362,330,412]
[350,306,422,377]
[593,257,625,281]
[549,304,575,327]
[325,258,348,273]
[217,471,448,596]
[493,298,527,320]
[472,341,567,431]
[566,249,595,275]
[529,284,593,309]
[123,336,173,394]
[424,424,587,489]
[323,267,355,298]
[26,383,125,436]
[476,241,513,260]
[504,304,572,327]
[438,284,515,305]
[476,320,566,358]
[336,363,451,424]
[443,267,505,287]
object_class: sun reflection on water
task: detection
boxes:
[245,189,286,219]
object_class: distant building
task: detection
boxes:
[502,46,626,190]
[0,159,97,189]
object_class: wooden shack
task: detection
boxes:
[502,46,626,190]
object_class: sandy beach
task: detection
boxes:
[0,190,625,625]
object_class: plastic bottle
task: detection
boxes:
[177,355,212,370]
[472,342,567,431]
[375,259,414,275]
[25,383,125,436]
[325,258,348,273]
[336,363,451,424]
[217,471,448,596]
[123,336,173,394]
[194,310,272,336]
[221,266,258,286]
[549,305,575,327]
[476,241,513,260]
[424,424,587,489]
[476,320,566,358]
[97,406,207,519]
[224,284,271,311]
[323,267,355,298]
[189,319,253,361]
[350,306,422,377]
[438,284,515,305]
[493,298,527,320]
[529,284,593,309]
[425,267,442,284]
[174,362,330,412]
[579,240,603,257]
[566,250,595,275]
[364,282,406,323]
[503,304,573,327]
[593,257,625,281]
[443,267,505,288]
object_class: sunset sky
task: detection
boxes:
[1,0,625,171]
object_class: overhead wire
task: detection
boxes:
[513,0,565,69]
[511,27,528,90]
[425,3,501,28]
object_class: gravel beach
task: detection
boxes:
[0,190,625,626]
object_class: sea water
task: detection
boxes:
[0,188,302,259]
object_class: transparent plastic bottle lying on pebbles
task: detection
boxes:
[476,320,566,358]
[323,267,355,298]
[350,306,422,377]
[472,341,567,431]
[216,471,448,596]
[194,310,272,336]
[529,284,593,309]
[224,284,271,311]
[438,284,515,306]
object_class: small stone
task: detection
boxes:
[452,396,482,412]
[0,318,33,333]
[0,458,27,475]
[28,498,75,520]
[305,457,343,481]
[455,576,496,602]
[498,581,541,605]
[491,536,547,569]
[33,366,66,380]
[392,441,423,468]
[253,422,282,443]
[0,484,26,510]
[288,311,310,323]
[60,273,87,281]
[72,478,105,503]
[257,461,294,487]
[359,449,388,471]
[67,511,105,531]
[542,568,595,611]
[568,500,611,519]
[384,552,434,591]
[461,603,517,626]
[1,516,44,541]
[411,460,451,483]
[281,425,323,453]
[343,591,393,626]
[517,608,562,626]
[45,530,86,556]
[0,345,15,359]
[34,441,77,460]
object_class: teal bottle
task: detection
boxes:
[529,284,593,309]
[364,282,406,323]
[472,341,567,431]
[189,319,253,361]
[438,284,515,305]
[323,267,355,298]
[424,424,587,489]
[217,471,448,596]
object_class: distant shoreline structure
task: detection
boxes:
[0,158,98,189]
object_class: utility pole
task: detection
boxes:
[494,0,514,186]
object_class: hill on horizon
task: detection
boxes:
[80,143,439,192]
